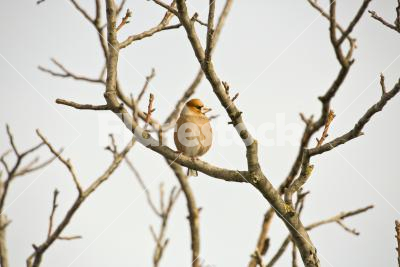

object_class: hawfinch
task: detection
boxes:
[174,99,213,176]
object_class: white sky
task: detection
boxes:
[1,1,400,267]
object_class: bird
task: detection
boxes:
[174,98,213,176]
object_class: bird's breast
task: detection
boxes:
[174,115,212,157]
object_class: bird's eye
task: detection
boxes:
[196,106,202,110]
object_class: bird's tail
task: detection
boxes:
[187,168,198,177]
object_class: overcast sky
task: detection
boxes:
[1,1,400,267]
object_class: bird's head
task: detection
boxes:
[185,98,212,115]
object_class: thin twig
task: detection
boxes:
[56,99,109,111]
[119,1,177,49]
[0,214,10,267]
[395,220,400,266]
[152,0,178,15]
[27,138,134,267]
[205,0,216,63]
[144,94,155,130]
[291,240,298,267]
[47,189,59,238]
[316,110,335,147]
[380,73,386,95]
[0,127,60,267]
[137,69,156,102]
[337,0,372,45]
[125,157,180,267]
[284,165,314,210]
[308,79,400,157]
[6,125,19,156]
[70,0,94,23]
[369,10,400,33]
[57,235,82,241]
[336,220,359,236]
[36,130,83,195]
[116,9,132,32]
[38,59,104,84]
[125,158,161,216]
[266,205,373,267]
[250,2,372,264]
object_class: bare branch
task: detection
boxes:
[0,127,48,215]
[231,92,239,102]
[283,80,400,225]
[308,79,400,157]
[397,0,400,29]
[119,1,177,49]
[35,1,397,267]
[0,151,11,175]
[284,165,314,209]
[191,13,208,27]
[102,0,321,264]
[56,99,109,111]
[5,125,19,156]
[266,237,291,267]
[336,220,359,236]
[337,0,372,45]
[205,0,216,62]
[306,0,354,44]
[47,189,59,238]
[251,249,265,267]
[57,235,82,241]
[94,0,109,59]
[27,138,134,267]
[117,0,127,16]
[0,214,10,267]
[116,8,132,32]
[105,134,118,158]
[168,161,200,267]
[162,0,233,129]
[137,68,156,102]
[14,155,57,178]
[105,1,250,187]
[380,73,387,95]
[152,0,178,15]
[38,59,104,84]
[291,241,298,267]
[115,0,232,135]
[369,9,400,33]
[151,185,180,267]
[396,220,400,266]
[144,93,155,130]
[0,127,57,267]
[306,205,374,230]
[36,130,83,195]
[250,2,372,264]
[115,81,163,130]
[250,209,274,266]
[266,205,373,267]
[126,157,180,267]
[83,139,135,198]
[70,0,94,23]
[329,0,346,66]
[316,110,335,147]
[125,158,161,216]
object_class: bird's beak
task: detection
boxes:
[201,106,212,114]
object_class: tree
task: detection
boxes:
[1,0,399,267]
